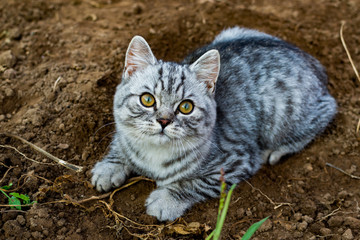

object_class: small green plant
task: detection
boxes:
[0,183,37,210]
[206,170,269,240]
[241,216,269,240]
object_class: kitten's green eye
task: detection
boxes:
[178,100,194,114]
[140,93,155,107]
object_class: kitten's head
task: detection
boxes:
[113,36,220,147]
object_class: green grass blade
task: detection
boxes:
[0,188,11,199]
[241,216,269,240]
[0,183,13,190]
[213,184,237,239]
[205,229,215,240]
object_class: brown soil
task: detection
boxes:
[1,0,360,239]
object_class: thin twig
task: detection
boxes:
[244,180,292,210]
[0,166,14,185]
[340,21,360,83]
[318,207,341,222]
[53,76,62,92]
[0,144,56,166]
[2,133,83,172]
[109,176,154,206]
[0,203,37,208]
[326,162,360,180]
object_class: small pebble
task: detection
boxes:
[297,221,308,232]
[57,218,66,227]
[342,228,354,240]
[258,219,272,232]
[16,215,26,226]
[0,50,16,67]
[328,216,344,227]
[320,227,332,235]
[245,209,252,216]
[338,190,350,199]
[302,215,314,223]
[304,163,313,172]
[3,68,16,79]
[344,216,360,228]
[294,212,302,221]
[59,123,65,131]
[4,87,14,97]
[0,114,5,121]
[58,143,69,149]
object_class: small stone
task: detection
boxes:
[3,68,16,79]
[81,151,89,161]
[293,231,303,238]
[0,115,5,121]
[328,216,344,227]
[301,200,317,216]
[304,163,313,172]
[245,209,252,216]
[344,200,352,208]
[57,218,66,227]
[323,193,333,202]
[8,27,22,40]
[258,219,272,232]
[338,190,350,199]
[31,231,43,239]
[16,215,26,226]
[59,123,65,131]
[344,216,360,229]
[342,229,354,240]
[294,212,302,221]
[302,215,314,223]
[4,87,14,97]
[297,221,308,231]
[346,165,357,174]
[333,149,340,155]
[0,50,16,67]
[58,143,69,150]
[320,227,332,235]
[236,208,245,218]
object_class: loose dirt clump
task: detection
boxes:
[1,0,360,239]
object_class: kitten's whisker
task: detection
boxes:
[93,122,116,137]
[96,130,117,148]
[196,135,225,155]
[183,139,205,161]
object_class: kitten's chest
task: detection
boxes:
[131,144,176,178]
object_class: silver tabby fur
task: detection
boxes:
[91,27,337,221]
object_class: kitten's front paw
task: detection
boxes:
[145,188,191,221]
[91,161,129,192]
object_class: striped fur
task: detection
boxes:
[91,27,337,221]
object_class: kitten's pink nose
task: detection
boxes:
[157,118,171,129]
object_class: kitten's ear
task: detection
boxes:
[190,49,220,94]
[124,36,156,79]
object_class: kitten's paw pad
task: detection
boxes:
[145,188,190,221]
[91,161,128,192]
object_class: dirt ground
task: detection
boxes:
[1,0,360,239]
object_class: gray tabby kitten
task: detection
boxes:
[91,27,337,221]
